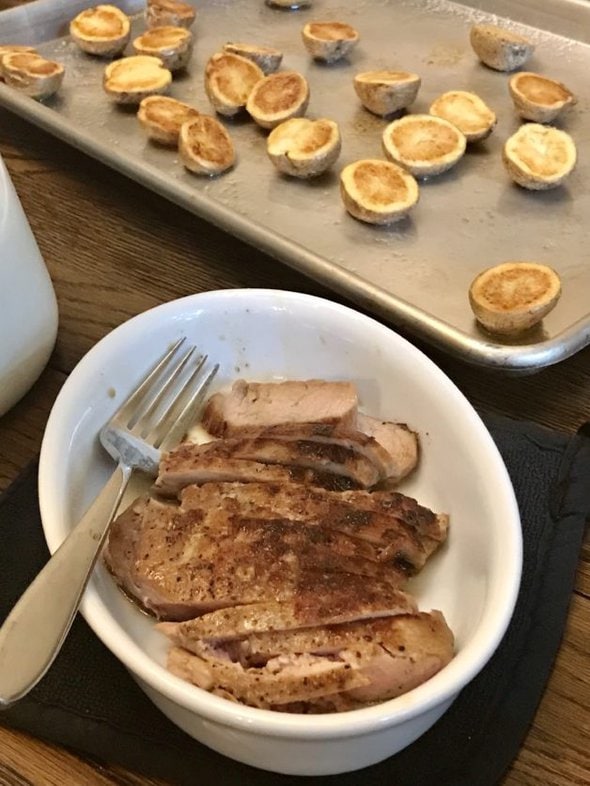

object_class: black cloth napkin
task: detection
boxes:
[1,414,589,786]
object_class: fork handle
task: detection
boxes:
[0,463,132,708]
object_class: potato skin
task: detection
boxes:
[354,72,420,117]
[470,24,534,71]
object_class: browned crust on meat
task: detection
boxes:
[178,481,442,572]
[157,585,417,644]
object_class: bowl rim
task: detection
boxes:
[39,288,522,739]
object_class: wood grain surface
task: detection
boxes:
[0,2,588,782]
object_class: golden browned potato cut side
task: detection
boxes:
[179,115,236,175]
[503,123,576,190]
[429,90,496,142]
[340,159,419,225]
[267,118,341,177]
[382,114,466,177]
[138,95,200,145]
[2,52,64,99]
[205,52,265,117]
[469,261,561,335]
[508,72,576,123]
[0,46,37,81]
[133,26,193,71]
[70,4,130,57]
[247,71,309,129]
[103,55,172,104]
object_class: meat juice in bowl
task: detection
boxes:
[38,290,522,775]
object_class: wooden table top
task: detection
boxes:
[0,2,589,782]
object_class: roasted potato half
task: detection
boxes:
[0,46,37,81]
[2,52,64,99]
[302,21,359,63]
[429,90,496,142]
[146,0,196,29]
[382,114,466,177]
[354,71,421,117]
[103,55,172,104]
[138,95,200,145]
[340,159,419,225]
[222,42,283,75]
[70,5,130,57]
[508,72,576,123]
[179,115,235,175]
[267,118,341,178]
[470,23,534,71]
[503,123,576,190]
[133,26,193,72]
[266,0,312,7]
[469,261,561,335]
[205,52,264,117]
[247,71,309,129]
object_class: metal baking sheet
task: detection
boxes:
[1,0,589,371]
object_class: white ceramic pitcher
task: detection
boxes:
[0,153,58,416]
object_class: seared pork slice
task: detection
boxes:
[105,498,230,620]
[180,482,446,545]
[180,482,447,570]
[165,612,454,709]
[213,437,379,487]
[219,427,412,482]
[155,443,360,495]
[239,418,418,483]
[202,379,358,437]
[369,489,449,545]
[103,496,145,592]
[342,611,454,703]
[189,424,414,483]
[155,448,301,494]
[228,516,408,582]
[168,647,369,708]
[157,585,418,644]
[105,496,406,620]
[238,611,452,668]
[356,414,419,482]
[103,495,182,611]
[158,438,379,489]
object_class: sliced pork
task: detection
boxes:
[167,647,369,708]
[180,482,447,571]
[155,442,361,495]
[104,496,412,621]
[164,612,453,710]
[157,590,418,645]
[202,379,358,437]
[356,414,419,482]
[157,438,380,491]
[105,375,453,713]
[199,379,419,486]
[241,420,419,483]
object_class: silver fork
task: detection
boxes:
[0,338,218,708]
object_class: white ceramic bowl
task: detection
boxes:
[39,289,522,776]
